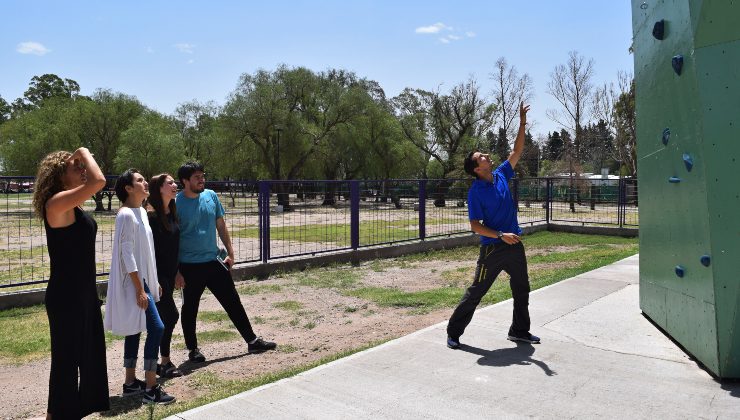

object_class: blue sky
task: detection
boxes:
[1,0,634,138]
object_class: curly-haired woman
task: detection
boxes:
[33,148,110,419]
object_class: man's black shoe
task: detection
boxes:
[248,337,277,354]
[507,333,541,344]
[188,348,206,363]
[447,336,460,349]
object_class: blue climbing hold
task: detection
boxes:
[683,153,694,172]
[669,176,681,183]
[652,20,665,40]
[675,265,685,278]
[700,255,711,267]
[672,55,684,75]
[662,128,670,145]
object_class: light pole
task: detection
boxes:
[275,127,282,180]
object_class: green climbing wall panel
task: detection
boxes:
[632,0,740,379]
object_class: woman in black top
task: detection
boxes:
[33,148,109,419]
[147,173,183,377]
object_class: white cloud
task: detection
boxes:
[439,37,450,44]
[16,41,50,56]
[174,43,195,54]
[187,59,195,64]
[416,22,451,34]
[466,31,476,38]
[146,46,155,54]
[448,35,461,41]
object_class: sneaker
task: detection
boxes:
[122,378,146,396]
[507,333,541,344]
[157,361,183,378]
[142,384,176,405]
[248,337,277,354]
[188,348,206,363]
[447,336,460,349]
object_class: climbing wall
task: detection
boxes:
[632,0,740,378]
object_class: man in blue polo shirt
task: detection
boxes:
[447,102,540,349]
[175,162,276,362]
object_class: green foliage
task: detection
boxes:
[115,111,184,177]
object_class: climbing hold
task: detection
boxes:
[675,265,685,278]
[683,153,694,172]
[669,176,681,183]
[700,255,711,267]
[662,128,671,145]
[652,20,665,40]
[640,2,648,10]
[672,55,684,75]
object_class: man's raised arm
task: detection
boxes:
[507,102,530,169]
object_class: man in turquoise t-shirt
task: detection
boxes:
[175,162,276,362]
[446,103,540,350]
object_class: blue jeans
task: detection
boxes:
[123,284,164,372]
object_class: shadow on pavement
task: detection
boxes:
[459,342,556,376]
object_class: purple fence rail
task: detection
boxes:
[0,176,636,289]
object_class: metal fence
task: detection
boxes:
[0,176,638,290]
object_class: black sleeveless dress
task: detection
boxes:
[44,207,109,418]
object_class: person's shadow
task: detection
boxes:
[459,342,556,376]
[719,379,740,398]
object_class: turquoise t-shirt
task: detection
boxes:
[176,189,225,263]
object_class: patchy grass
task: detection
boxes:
[273,300,304,311]
[294,268,360,290]
[232,217,464,245]
[346,235,638,311]
[198,311,232,323]
[237,283,282,296]
[0,305,121,363]
[171,329,239,350]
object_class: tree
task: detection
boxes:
[222,65,366,207]
[545,131,564,161]
[79,89,145,176]
[515,130,540,177]
[12,74,81,114]
[0,97,82,175]
[0,96,10,124]
[580,120,615,174]
[595,73,636,177]
[394,77,496,205]
[115,111,184,177]
[490,57,534,144]
[492,127,511,162]
[172,100,222,173]
[546,51,595,160]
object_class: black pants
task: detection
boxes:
[155,275,179,358]
[180,260,257,350]
[447,242,531,339]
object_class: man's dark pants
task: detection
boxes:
[447,241,531,339]
[180,260,257,350]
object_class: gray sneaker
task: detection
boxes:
[142,384,176,405]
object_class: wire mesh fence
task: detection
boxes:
[0,176,638,289]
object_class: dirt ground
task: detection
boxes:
[0,251,498,419]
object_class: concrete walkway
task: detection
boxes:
[168,255,740,419]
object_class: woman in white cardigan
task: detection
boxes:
[104,169,175,405]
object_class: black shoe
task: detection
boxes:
[507,333,541,344]
[188,348,206,363]
[447,336,460,349]
[122,378,146,396]
[142,384,176,405]
[157,361,183,378]
[248,337,277,354]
